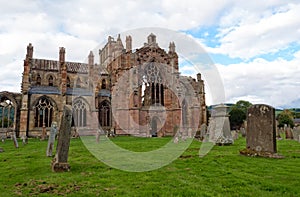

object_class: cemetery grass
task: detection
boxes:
[0,136,300,196]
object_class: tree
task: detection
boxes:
[277,109,294,128]
[229,100,252,130]
[235,100,252,114]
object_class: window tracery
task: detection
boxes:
[34,97,53,127]
[99,101,111,127]
[73,99,87,127]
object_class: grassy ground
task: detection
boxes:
[0,136,300,196]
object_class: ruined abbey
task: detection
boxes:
[0,33,207,137]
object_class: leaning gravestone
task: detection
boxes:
[51,106,72,172]
[241,104,281,158]
[47,122,57,157]
[11,131,19,148]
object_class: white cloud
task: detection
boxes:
[217,55,300,108]
[211,3,300,59]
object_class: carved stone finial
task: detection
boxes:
[197,73,201,81]
[169,42,176,53]
[148,33,156,45]
[88,51,94,65]
[26,43,33,59]
[126,35,132,52]
[59,47,65,63]
[117,34,121,41]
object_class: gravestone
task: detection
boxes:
[285,126,293,139]
[96,129,101,143]
[292,126,300,142]
[173,136,179,144]
[71,128,79,138]
[11,131,19,148]
[21,135,28,145]
[279,127,284,137]
[245,104,276,154]
[208,104,233,145]
[231,130,239,140]
[47,122,57,157]
[199,123,207,141]
[51,106,72,172]
[275,120,281,139]
[242,120,247,137]
[1,135,6,143]
[240,127,246,137]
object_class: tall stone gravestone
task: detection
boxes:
[11,131,19,148]
[208,104,233,145]
[241,120,247,137]
[285,126,293,139]
[292,126,300,142]
[275,120,281,139]
[246,104,276,153]
[199,123,207,141]
[47,122,57,157]
[52,106,72,172]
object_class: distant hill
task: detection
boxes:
[207,105,299,117]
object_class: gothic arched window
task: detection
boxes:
[73,99,87,127]
[34,97,54,127]
[36,74,41,85]
[0,98,14,128]
[48,75,54,86]
[99,101,111,127]
[141,63,164,106]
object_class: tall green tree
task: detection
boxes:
[229,100,252,130]
[277,109,294,128]
[235,100,253,114]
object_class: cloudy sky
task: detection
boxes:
[0,0,299,108]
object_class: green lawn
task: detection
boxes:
[0,136,300,196]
